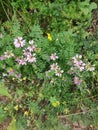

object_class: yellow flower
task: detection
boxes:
[10,68,13,71]
[47,33,52,41]
[32,80,34,84]
[4,107,8,111]
[13,118,16,122]
[39,93,43,98]
[52,102,57,107]
[24,111,29,116]
[23,77,27,81]
[14,105,18,111]
[90,125,93,128]
[12,77,15,80]
[64,108,69,114]
[52,101,60,107]
[8,68,14,74]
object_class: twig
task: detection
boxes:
[58,109,97,118]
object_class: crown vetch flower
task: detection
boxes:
[29,40,34,45]
[74,76,82,85]
[27,45,35,52]
[72,54,85,72]
[4,51,14,58]
[0,56,5,60]
[55,68,64,77]
[23,49,31,57]
[27,54,36,63]
[14,36,25,48]
[50,63,59,71]
[16,57,27,65]
[50,53,58,61]
[86,62,95,71]
[8,68,15,75]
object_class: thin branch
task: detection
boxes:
[58,109,97,118]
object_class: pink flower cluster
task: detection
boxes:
[27,40,35,52]
[7,68,15,75]
[50,53,58,61]
[16,57,27,65]
[0,51,14,60]
[0,56,5,60]
[16,40,36,65]
[85,62,95,71]
[26,53,36,63]
[74,76,82,85]
[55,67,64,77]
[50,53,63,77]
[14,36,25,48]
[0,38,36,65]
[50,63,58,71]
[46,63,64,77]
[70,54,95,73]
[50,63,64,77]
[69,54,95,86]
[72,54,85,71]
[2,67,21,79]
[2,72,22,79]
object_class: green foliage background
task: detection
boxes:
[0,0,98,129]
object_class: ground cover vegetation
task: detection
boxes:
[0,0,98,129]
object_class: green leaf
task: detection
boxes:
[7,118,17,130]
[0,107,7,123]
[90,2,97,10]
[29,25,43,39]
[0,82,12,99]
[0,62,3,70]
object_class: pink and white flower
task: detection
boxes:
[4,51,14,58]
[55,68,64,77]
[8,68,15,75]
[23,49,31,57]
[50,53,58,61]
[14,36,25,48]
[27,54,36,63]
[86,62,95,71]
[74,76,82,85]
[50,63,59,71]
[27,45,35,52]
[0,55,5,60]
[2,73,8,77]
[29,40,34,45]
[16,57,27,65]
[72,54,85,72]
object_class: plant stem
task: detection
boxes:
[0,0,10,21]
